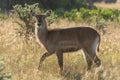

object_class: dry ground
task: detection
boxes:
[0,17,120,80]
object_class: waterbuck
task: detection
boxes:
[32,10,101,73]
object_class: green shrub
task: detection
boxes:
[111,9,120,21]
[0,14,7,20]
[101,9,113,20]
[63,8,120,23]
[64,9,80,21]
[80,8,91,19]
[54,8,65,17]
[0,8,7,20]
[13,3,40,41]
[47,10,58,25]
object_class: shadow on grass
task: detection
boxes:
[62,69,82,80]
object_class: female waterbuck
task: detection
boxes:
[32,10,101,73]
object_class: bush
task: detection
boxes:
[110,9,120,21]
[101,9,114,20]
[47,10,58,26]
[13,3,40,41]
[64,8,120,23]
[0,14,7,20]
[0,8,8,20]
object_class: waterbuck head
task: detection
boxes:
[31,10,51,28]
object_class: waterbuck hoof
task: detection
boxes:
[96,60,101,67]
[38,65,41,70]
[59,70,64,75]
[38,67,40,70]
[87,67,91,71]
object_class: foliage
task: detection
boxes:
[0,8,7,20]
[0,14,7,20]
[47,10,58,26]
[0,59,12,80]
[63,8,120,27]
[64,8,120,21]
[34,0,87,10]
[13,3,40,40]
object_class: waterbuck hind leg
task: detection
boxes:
[38,52,53,70]
[83,49,93,70]
[94,56,101,67]
[84,46,101,69]
[56,51,63,74]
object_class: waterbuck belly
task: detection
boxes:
[58,41,80,52]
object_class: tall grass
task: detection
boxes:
[0,17,120,80]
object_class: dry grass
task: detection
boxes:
[0,17,120,80]
[94,0,120,9]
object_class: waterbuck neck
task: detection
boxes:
[35,20,48,45]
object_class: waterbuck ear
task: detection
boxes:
[45,10,51,17]
[31,10,37,16]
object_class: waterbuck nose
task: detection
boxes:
[37,23,41,26]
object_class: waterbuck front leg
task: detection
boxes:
[56,51,63,74]
[38,52,53,70]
